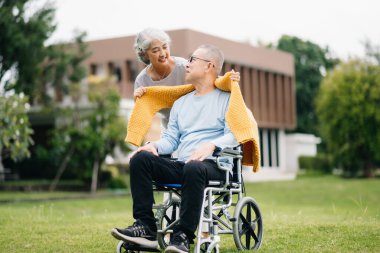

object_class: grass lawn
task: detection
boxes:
[0,175,379,252]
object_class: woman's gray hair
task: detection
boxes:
[197,44,224,75]
[134,28,171,65]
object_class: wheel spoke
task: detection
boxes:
[246,204,251,221]
[239,226,249,237]
[251,228,259,243]
[246,230,251,249]
[252,216,261,223]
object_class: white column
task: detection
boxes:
[262,129,269,168]
[271,130,278,169]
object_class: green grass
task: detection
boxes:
[0,175,379,252]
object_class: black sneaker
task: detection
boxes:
[111,220,158,249]
[164,230,190,253]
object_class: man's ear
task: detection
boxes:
[204,62,213,72]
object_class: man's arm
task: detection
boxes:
[186,126,238,163]
[211,121,239,148]
[153,101,181,155]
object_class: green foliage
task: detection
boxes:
[316,59,380,177]
[46,77,129,184]
[43,31,91,104]
[298,154,334,174]
[0,93,33,163]
[276,35,339,135]
[0,0,91,106]
[107,177,128,189]
[0,0,56,99]
[363,39,380,65]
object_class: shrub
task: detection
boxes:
[299,153,334,174]
[107,177,127,189]
[316,60,380,177]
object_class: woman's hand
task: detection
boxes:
[230,69,240,82]
[134,86,147,98]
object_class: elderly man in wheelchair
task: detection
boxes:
[111,44,263,253]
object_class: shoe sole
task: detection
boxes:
[164,245,189,253]
[111,228,158,249]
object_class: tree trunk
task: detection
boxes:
[363,161,374,178]
[49,147,74,191]
[0,155,5,182]
[91,155,100,194]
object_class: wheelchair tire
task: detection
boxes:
[116,241,148,253]
[233,196,263,250]
[200,241,219,253]
[116,241,124,253]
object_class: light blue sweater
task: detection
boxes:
[154,89,238,161]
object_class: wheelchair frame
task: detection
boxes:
[116,147,263,253]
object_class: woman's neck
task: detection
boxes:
[149,57,174,81]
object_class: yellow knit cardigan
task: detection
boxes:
[125,72,261,172]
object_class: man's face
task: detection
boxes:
[185,48,213,83]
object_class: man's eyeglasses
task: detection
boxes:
[188,56,214,67]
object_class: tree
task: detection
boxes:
[47,76,128,192]
[0,0,56,99]
[276,35,339,135]
[0,0,125,189]
[0,93,34,180]
[85,76,129,193]
[363,39,380,65]
[316,59,380,177]
[48,32,92,191]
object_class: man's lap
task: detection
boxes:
[131,151,223,183]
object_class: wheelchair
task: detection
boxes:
[116,146,263,253]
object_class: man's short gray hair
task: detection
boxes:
[134,28,171,65]
[197,44,224,75]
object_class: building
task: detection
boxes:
[85,29,298,181]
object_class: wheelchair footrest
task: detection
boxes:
[121,241,160,252]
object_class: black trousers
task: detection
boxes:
[129,151,225,239]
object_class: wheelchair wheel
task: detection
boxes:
[116,240,143,253]
[200,242,218,253]
[156,201,180,250]
[233,196,263,250]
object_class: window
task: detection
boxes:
[90,64,97,75]
[126,60,138,82]
[259,128,279,168]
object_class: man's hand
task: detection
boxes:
[130,142,158,159]
[186,142,216,163]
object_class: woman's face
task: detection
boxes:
[145,39,171,66]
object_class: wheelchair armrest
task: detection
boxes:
[213,147,243,158]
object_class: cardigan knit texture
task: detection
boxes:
[125,72,261,172]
